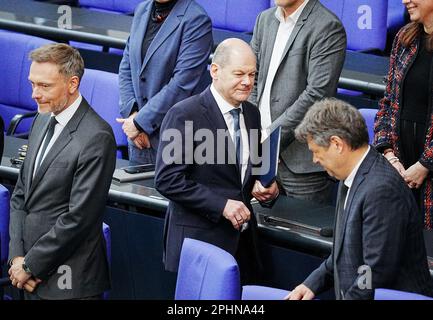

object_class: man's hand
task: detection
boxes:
[133,132,151,150]
[404,161,429,189]
[116,112,140,140]
[252,180,279,202]
[8,257,42,292]
[23,278,42,293]
[285,284,315,300]
[223,199,251,230]
[8,257,31,289]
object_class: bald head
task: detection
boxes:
[210,38,256,107]
[212,38,256,68]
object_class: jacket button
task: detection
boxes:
[143,97,148,104]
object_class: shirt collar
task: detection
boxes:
[210,84,243,115]
[275,0,309,24]
[344,146,370,189]
[52,94,82,127]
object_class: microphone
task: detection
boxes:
[319,227,333,238]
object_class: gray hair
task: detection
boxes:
[29,43,84,80]
[295,98,369,149]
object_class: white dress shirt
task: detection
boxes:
[259,0,309,132]
[33,94,82,178]
[210,85,249,183]
[343,146,370,209]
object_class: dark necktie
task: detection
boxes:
[229,108,242,170]
[35,116,58,169]
[333,182,349,300]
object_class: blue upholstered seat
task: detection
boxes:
[320,0,388,52]
[80,68,127,156]
[0,30,53,134]
[375,288,433,300]
[358,108,378,144]
[175,238,241,300]
[79,0,141,14]
[196,0,269,33]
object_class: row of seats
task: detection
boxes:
[175,238,433,300]
[0,30,127,157]
[70,0,407,52]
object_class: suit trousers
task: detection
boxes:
[234,227,263,286]
[277,161,335,205]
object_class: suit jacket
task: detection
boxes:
[118,0,213,152]
[249,0,346,174]
[155,87,263,272]
[8,99,117,299]
[303,148,433,299]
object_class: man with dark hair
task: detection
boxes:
[250,0,346,204]
[8,43,116,300]
[288,98,433,300]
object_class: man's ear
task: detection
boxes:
[68,76,80,94]
[330,136,345,154]
[210,63,219,81]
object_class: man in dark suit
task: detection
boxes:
[288,98,433,300]
[8,44,116,300]
[117,0,213,165]
[155,38,279,284]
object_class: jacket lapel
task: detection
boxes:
[241,103,257,189]
[200,88,240,181]
[140,0,188,74]
[133,1,152,70]
[26,100,90,202]
[334,148,377,261]
[279,0,316,64]
[25,115,50,197]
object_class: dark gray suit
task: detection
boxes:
[8,99,116,299]
[250,0,346,201]
[303,148,433,299]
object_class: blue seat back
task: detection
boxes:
[0,185,10,265]
[196,0,269,32]
[375,288,433,300]
[320,0,388,51]
[387,0,407,34]
[79,0,142,14]
[358,108,377,144]
[80,68,127,153]
[242,285,290,300]
[175,238,241,300]
[0,30,53,132]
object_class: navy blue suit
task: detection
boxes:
[119,0,213,163]
[155,87,262,274]
[304,148,433,299]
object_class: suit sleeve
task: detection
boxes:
[343,182,410,300]
[248,11,263,106]
[8,114,40,264]
[23,131,117,279]
[373,29,403,153]
[155,107,228,223]
[270,20,347,149]
[118,35,138,118]
[8,160,28,263]
[134,12,213,137]
[302,253,334,296]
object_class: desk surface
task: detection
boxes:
[0,0,131,48]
